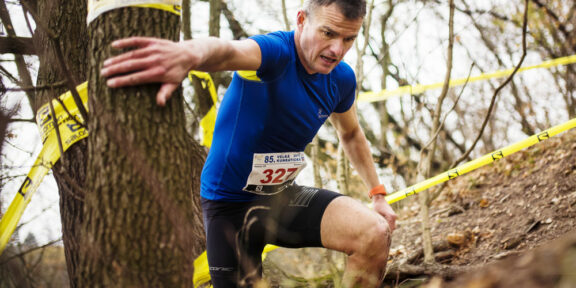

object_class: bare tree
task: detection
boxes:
[79,6,205,286]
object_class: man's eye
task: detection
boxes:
[323,31,332,37]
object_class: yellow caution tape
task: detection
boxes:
[193,244,279,288]
[0,72,218,255]
[385,118,576,204]
[359,54,576,102]
[189,71,218,148]
[0,83,88,254]
[87,0,182,24]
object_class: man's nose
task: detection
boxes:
[329,39,345,57]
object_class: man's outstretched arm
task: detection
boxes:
[100,37,261,106]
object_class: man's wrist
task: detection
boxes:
[369,184,387,199]
[371,194,387,202]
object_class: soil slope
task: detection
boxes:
[387,128,576,287]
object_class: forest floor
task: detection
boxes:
[264,128,576,287]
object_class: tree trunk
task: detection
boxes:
[33,0,88,286]
[336,144,350,195]
[311,136,323,189]
[80,7,205,286]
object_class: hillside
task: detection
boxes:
[265,128,576,287]
[386,127,576,287]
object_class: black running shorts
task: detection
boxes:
[201,185,343,287]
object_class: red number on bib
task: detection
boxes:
[286,168,298,179]
[260,169,274,184]
[272,169,286,183]
[259,168,298,184]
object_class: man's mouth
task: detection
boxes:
[320,55,337,64]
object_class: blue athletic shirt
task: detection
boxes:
[200,30,357,201]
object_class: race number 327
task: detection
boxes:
[244,152,307,194]
[260,168,298,184]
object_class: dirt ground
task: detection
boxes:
[387,127,576,287]
[265,129,576,287]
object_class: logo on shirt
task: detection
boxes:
[317,109,329,119]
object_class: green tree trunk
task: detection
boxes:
[80,7,205,286]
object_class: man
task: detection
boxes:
[101,0,397,286]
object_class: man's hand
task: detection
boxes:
[101,37,197,106]
[372,194,397,231]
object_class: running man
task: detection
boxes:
[101,0,397,286]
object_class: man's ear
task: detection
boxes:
[296,10,306,28]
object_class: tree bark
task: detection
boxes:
[80,7,205,286]
[32,0,88,286]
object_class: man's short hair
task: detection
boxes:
[305,0,367,20]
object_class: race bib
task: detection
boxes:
[243,152,307,195]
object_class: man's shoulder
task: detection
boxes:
[251,30,294,45]
[332,61,356,81]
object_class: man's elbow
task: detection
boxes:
[338,126,363,144]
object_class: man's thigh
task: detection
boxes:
[320,196,386,253]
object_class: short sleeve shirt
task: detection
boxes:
[200,31,357,201]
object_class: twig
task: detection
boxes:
[0,239,62,266]
[0,0,36,105]
[9,118,35,123]
[48,92,66,165]
[451,0,530,167]
[4,81,68,92]
[20,0,89,124]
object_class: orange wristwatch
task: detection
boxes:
[369,184,387,199]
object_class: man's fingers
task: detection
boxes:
[102,55,157,77]
[387,217,396,231]
[106,66,165,88]
[102,46,156,69]
[103,37,168,67]
[110,37,158,49]
[156,83,179,106]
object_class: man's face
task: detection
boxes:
[295,3,363,74]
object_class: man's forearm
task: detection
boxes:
[340,126,380,190]
[181,37,260,72]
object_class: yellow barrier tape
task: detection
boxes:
[385,118,576,204]
[87,0,182,24]
[0,83,88,254]
[193,245,279,288]
[189,71,218,148]
[359,54,576,103]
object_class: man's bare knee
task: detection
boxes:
[353,216,391,262]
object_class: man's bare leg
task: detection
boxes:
[321,196,392,287]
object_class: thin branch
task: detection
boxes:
[182,0,192,40]
[0,0,36,105]
[8,118,35,123]
[530,0,569,40]
[0,36,36,54]
[281,0,290,31]
[4,80,67,92]
[48,91,66,165]
[452,0,529,167]
[0,239,62,266]
[20,0,89,124]
[0,63,20,83]
[418,0,456,177]
[221,1,249,39]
